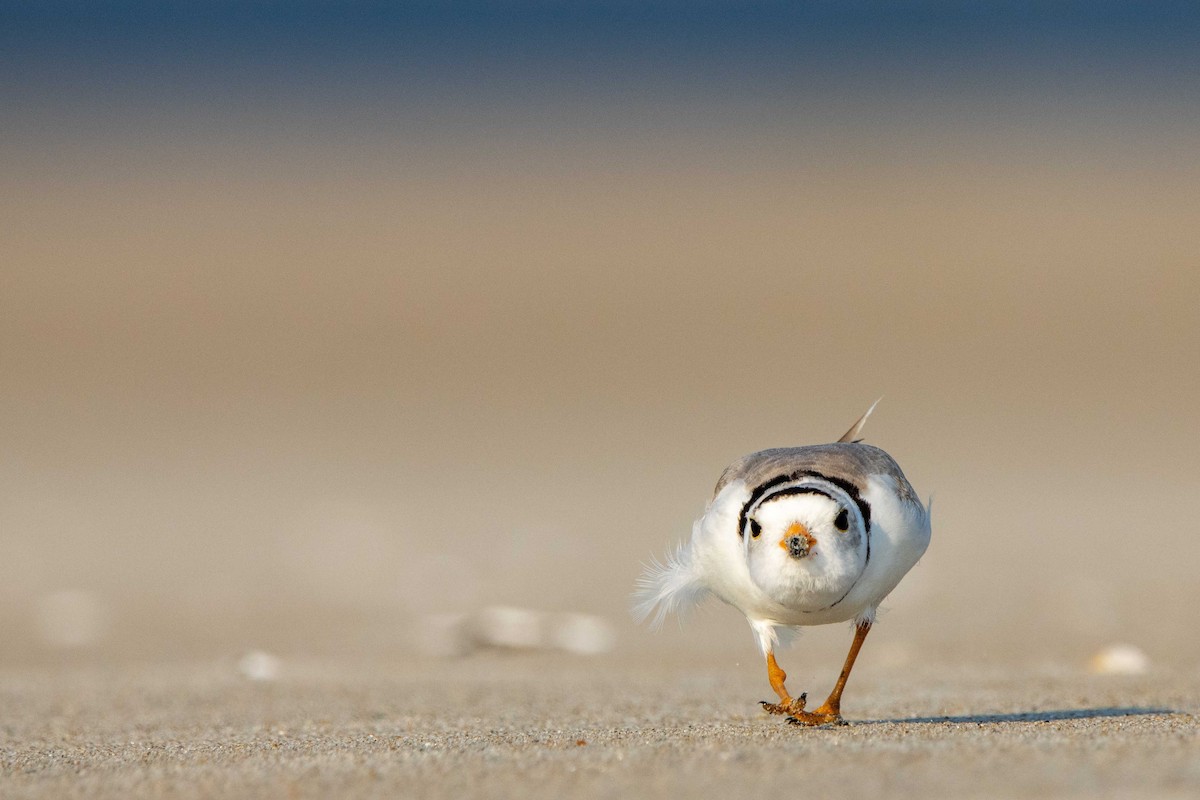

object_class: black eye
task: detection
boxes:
[749,519,762,538]
[834,509,849,532]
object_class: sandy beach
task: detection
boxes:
[3,653,1197,799]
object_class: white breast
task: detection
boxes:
[691,474,930,629]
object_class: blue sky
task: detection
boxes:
[3,2,1197,173]
[5,2,1198,100]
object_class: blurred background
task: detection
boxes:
[2,1,1198,673]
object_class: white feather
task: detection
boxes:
[631,525,708,629]
[748,619,801,656]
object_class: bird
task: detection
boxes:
[633,401,931,726]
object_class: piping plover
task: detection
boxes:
[634,402,931,725]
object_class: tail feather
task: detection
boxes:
[837,396,882,443]
[631,536,707,629]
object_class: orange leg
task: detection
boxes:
[787,621,872,727]
[759,651,808,716]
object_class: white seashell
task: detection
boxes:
[238,650,282,681]
[1088,643,1150,676]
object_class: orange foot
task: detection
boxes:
[760,692,807,716]
[785,705,846,727]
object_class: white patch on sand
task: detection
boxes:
[35,589,109,648]
[1088,643,1150,675]
[238,650,282,681]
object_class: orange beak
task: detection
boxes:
[781,522,817,557]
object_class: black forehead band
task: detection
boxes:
[761,485,836,504]
[738,470,872,538]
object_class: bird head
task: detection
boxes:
[743,487,868,611]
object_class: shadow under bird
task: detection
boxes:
[634,401,931,726]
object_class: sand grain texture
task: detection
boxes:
[3,657,1197,799]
